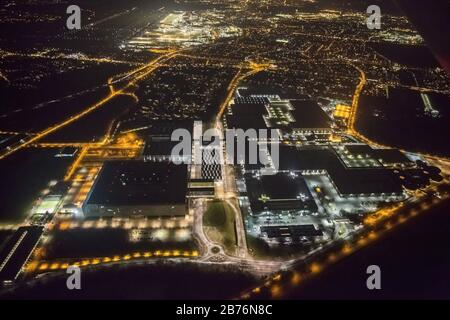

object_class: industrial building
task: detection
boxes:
[142,120,193,163]
[224,88,334,167]
[335,144,415,169]
[266,99,332,135]
[244,172,318,214]
[260,225,323,240]
[277,145,405,198]
[143,137,189,163]
[83,161,188,217]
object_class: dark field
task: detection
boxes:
[286,199,450,299]
[0,149,71,223]
[1,262,257,300]
[357,88,450,157]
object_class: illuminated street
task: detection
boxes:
[0,0,449,304]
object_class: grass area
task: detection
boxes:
[203,200,237,255]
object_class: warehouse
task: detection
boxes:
[83,161,188,217]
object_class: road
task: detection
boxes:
[209,62,269,260]
[238,182,450,299]
[233,62,450,298]
[189,60,273,272]
[192,197,282,277]
[0,50,178,160]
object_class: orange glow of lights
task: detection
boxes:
[342,244,353,254]
[334,104,351,119]
[50,263,60,270]
[252,287,261,294]
[368,232,377,240]
[39,263,49,270]
[270,285,282,298]
[59,222,70,230]
[310,263,321,274]
[357,237,367,246]
[26,261,39,272]
[291,272,301,285]
[272,274,281,281]
[328,253,337,262]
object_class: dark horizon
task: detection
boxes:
[0,0,449,305]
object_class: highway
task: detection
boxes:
[216,62,271,123]
[0,50,178,160]
[212,63,269,260]
[188,60,274,273]
[346,63,366,137]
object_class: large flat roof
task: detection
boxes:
[230,102,267,117]
[245,172,317,213]
[234,96,270,105]
[278,146,403,195]
[86,161,188,206]
[372,148,414,165]
[279,145,341,171]
[227,98,331,134]
[143,138,181,156]
[226,114,268,131]
[328,167,403,195]
[289,99,331,130]
[236,87,300,100]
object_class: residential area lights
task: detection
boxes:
[0,1,449,301]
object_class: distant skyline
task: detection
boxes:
[0,0,449,301]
